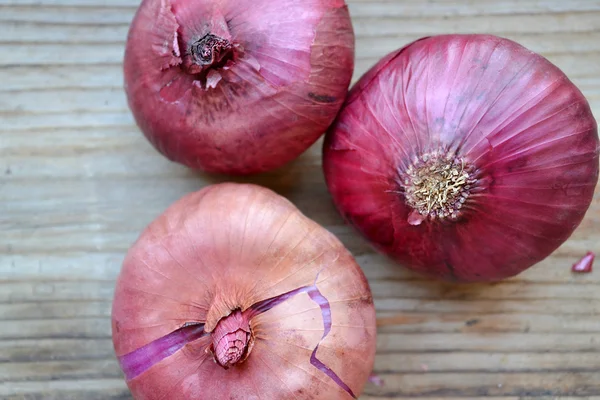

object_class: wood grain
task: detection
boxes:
[1,0,599,398]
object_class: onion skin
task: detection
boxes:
[124,0,355,175]
[323,34,600,282]
[572,251,594,273]
[111,183,376,399]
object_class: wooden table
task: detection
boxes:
[1,0,599,398]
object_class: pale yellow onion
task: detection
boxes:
[112,183,377,399]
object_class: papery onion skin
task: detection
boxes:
[323,34,599,282]
[572,251,594,273]
[124,0,355,175]
[111,183,376,399]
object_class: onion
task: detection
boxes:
[323,34,599,282]
[111,183,376,399]
[123,0,355,175]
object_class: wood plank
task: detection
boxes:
[1,311,600,341]
[0,318,112,340]
[0,301,111,320]
[0,333,597,363]
[1,0,600,16]
[1,0,600,398]
[375,313,600,334]
[0,379,130,398]
[1,293,600,321]
[0,54,599,95]
[378,333,600,353]
[364,372,600,397]
[1,296,599,321]
[0,88,127,114]
[0,65,123,91]
[0,359,121,382]
[3,249,600,286]
[0,0,140,5]
[0,64,598,110]
[1,74,599,114]
[374,298,600,315]
[362,397,598,400]
[0,111,134,132]
[4,21,600,52]
[369,281,600,301]
[0,282,116,303]
[374,352,600,373]
[362,398,517,400]
[0,6,135,24]
[1,21,127,43]
[0,338,114,362]
[356,33,600,61]
[348,0,600,17]
[0,253,124,282]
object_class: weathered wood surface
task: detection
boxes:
[1,0,600,398]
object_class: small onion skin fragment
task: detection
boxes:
[323,34,600,282]
[123,0,355,175]
[111,183,376,399]
[572,251,594,273]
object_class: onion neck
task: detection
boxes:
[401,151,476,224]
[211,309,252,369]
[183,33,234,75]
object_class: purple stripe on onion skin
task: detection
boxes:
[118,323,207,380]
[119,280,356,397]
[307,287,357,399]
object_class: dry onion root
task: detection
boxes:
[111,183,376,399]
[323,34,599,282]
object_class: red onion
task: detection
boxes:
[124,0,355,175]
[323,34,599,282]
[111,183,376,399]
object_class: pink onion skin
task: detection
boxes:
[124,0,355,175]
[572,251,594,273]
[323,34,600,282]
[111,183,376,399]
